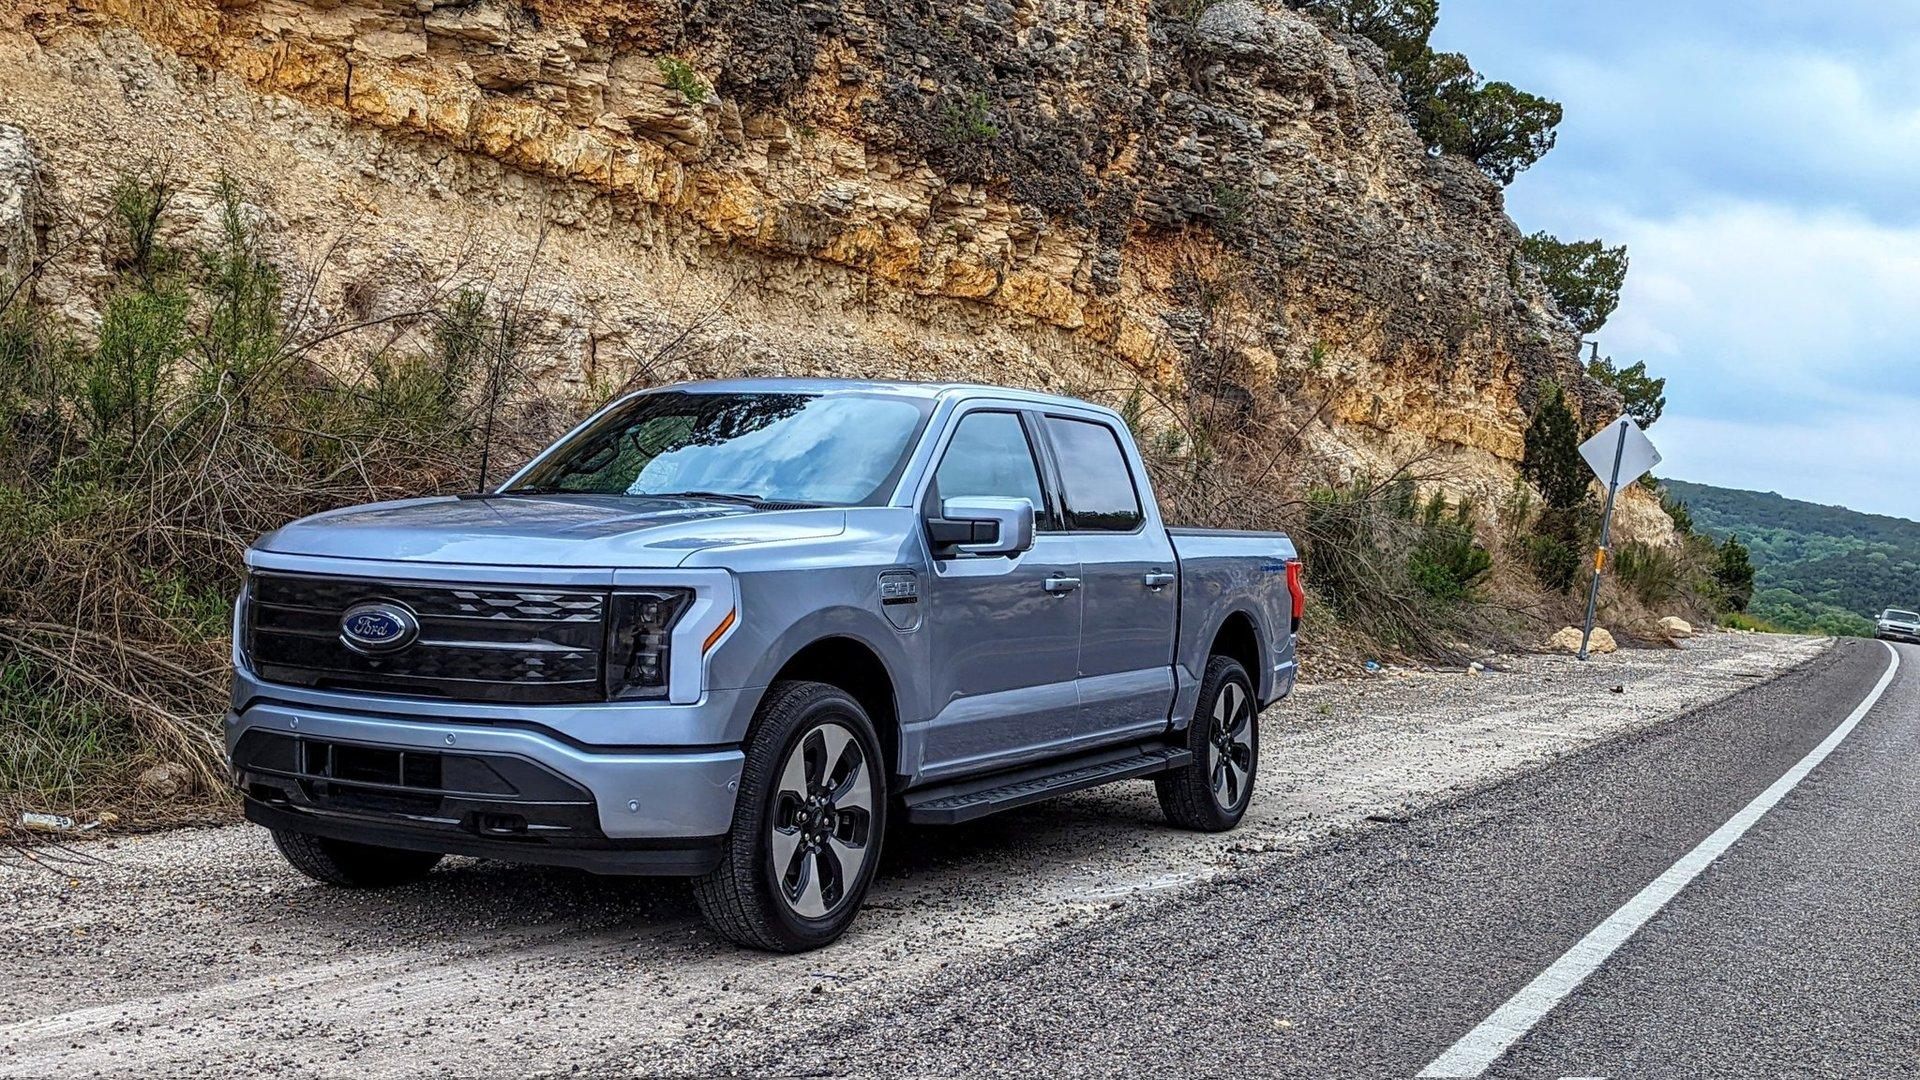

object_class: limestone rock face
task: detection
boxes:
[0,123,39,279]
[0,0,1668,537]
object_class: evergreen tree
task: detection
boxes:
[1586,354,1666,428]
[1714,535,1756,613]
[1296,1,1560,186]
[1521,381,1591,510]
[1298,0,1438,64]
[1520,232,1628,335]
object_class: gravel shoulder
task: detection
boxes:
[0,632,1828,1079]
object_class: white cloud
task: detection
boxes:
[1534,43,1920,222]
[1445,4,1920,224]
[1593,202,1920,414]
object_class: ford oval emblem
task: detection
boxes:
[340,601,420,654]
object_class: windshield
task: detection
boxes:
[507,390,932,506]
[1885,610,1919,623]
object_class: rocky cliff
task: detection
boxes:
[0,0,1666,533]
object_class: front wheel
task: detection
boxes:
[1156,655,1259,831]
[693,681,887,951]
[271,829,443,888]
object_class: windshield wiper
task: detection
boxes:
[647,490,767,505]
[459,488,565,499]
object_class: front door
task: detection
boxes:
[919,409,1082,778]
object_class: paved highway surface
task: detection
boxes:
[661,638,1915,1079]
[5,634,1895,1079]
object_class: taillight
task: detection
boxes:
[1285,558,1305,634]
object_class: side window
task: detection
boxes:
[932,411,1046,514]
[1046,417,1143,532]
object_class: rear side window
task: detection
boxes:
[932,411,1046,513]
[1046,417,1143,532]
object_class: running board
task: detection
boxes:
[902,741,1191,825]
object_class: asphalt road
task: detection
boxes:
[0,634,1871,1079]
[665,638,1917,1079]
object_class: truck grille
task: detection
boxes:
[246,572,607,704]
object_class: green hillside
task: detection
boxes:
[1661,480,1920,636]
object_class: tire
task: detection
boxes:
[693,681,888,952]
[270,829,443,888]
[1156,655,1259,832]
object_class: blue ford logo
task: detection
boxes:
[340,601,420,654]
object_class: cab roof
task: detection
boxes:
[658,377,1117,416]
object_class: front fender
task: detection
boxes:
[707,584,926,745]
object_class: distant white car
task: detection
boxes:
[1876,609,1920,643]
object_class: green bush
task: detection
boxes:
[1297,1,1437,70]
[1586,354,1666,428]
[941,91,1000,143]
[1511,496,1593,595]
[1300,477,1493,651]
[109,169,174,278]
[1406,56,1562,185]
[1523,531,1583,593]
[1721,611,1790,634]
[0,656,133,819]
[1659,487,1694,535]
[1612,540,1684,606]
[1409,491,1492,603]
[0,169,559,827]
[657,57,709,104]
[1713,535,1756,613]
[85,283,188,450]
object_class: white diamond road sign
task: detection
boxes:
[1579,415,1661,490]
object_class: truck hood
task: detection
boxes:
[252,494,848,570]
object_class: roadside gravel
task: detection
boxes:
[0,632,1827,1078]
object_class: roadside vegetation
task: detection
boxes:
[0,172,564,832]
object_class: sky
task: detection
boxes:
[1433,1,1920,521]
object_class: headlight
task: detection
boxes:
[604,589,691,700]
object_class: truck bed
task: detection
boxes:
[1169,526,1298,708]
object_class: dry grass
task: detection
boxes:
[0,174,611,835]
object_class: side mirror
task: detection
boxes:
[927,497,1035,557]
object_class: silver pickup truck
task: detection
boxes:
[229,379,1301,950]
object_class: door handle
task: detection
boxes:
[1043,576,1082,594]
[1142,572,1175,589]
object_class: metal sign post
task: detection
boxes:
[1576,416,1662,661]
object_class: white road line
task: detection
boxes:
[1418,641,1902,1079]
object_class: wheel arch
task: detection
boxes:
[1208,607,1267,699]
[759,634,902,783]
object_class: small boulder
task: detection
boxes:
[1547,626,1616,654]
[1658,616,1694,639]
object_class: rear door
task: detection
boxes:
[1040,414,1179,743]
[918,407,1083,777]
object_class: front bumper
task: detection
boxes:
[226,700,745,873]
[1876,628,1920,644]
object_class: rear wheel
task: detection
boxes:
[693,681,886,951]
[270,829,443,888]
[1157,655,1259,831]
